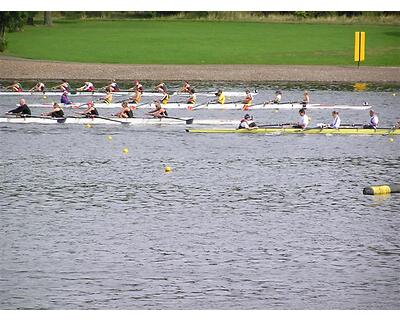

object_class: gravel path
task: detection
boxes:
[1,57,399,82]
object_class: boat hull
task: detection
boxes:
[25,102,371,110]
[186,127,400,135]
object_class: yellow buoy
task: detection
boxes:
[85,123,92,128]
[43,95,47,99]
[123,148,129,154]
[274,109,279,113]
[389,138,394,142]
[165,166,171,173]
[107,135,113,141]
[392,93,396,96]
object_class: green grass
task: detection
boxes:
[3,20,400,66]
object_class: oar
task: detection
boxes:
[192,101,212,110]
[92,115,130,125]
[258,123,292,128]
[341,123,364,127]
[21,114,67,123]
[164,116,194,125]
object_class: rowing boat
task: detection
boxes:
[0,91,257,97]
[23,102,371,110]
[0,116,239,126]
[186,127,400,135]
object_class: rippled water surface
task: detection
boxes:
[0,83,399,309]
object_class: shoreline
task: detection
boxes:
[1,57,399,83]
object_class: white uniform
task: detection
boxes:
[274,94,282,103]
[84,82,94,91]
[330,116,341,129]
[299,114,309,128]
[370,115,379,127]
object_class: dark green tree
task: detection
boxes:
[0,11,26,52]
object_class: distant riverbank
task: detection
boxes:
[0,57,399,83]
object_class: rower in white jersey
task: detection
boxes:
[293,108,310,129]
[180,81,192,93]
[52,79,70,92]
[329,111,341,129]
[29,81,45,92]
[363,109,379,129]
[273,90,282,104]
[238,114,258,130]
[77,81,95,92]
[128,80,144,93]
[103,79,119,92]
[155,82,168,94]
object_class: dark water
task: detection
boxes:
[0,83,399,309]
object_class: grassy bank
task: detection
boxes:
[3,20,400,66]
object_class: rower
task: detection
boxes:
[302,91,310,106]
[180,81,192,93]
[155,82,168,94]
[187,89,196,104]
[293,108,309,129]
[53,79,70,92]
[5,81,23,92]
[273,90,282,104]
[42,103,64,118]
[363,109,379,129]
[115,101,134,118]
[60,91,72,105]
[238,114,257,130]
[104,79,120,92]
[79,101,99,117]
[243,89,253,105]
[148,101,168,118]
[128,80,144,93]
[214,89,225,104]
[129,89,142,104]
[99,88,113,104]
[29,80,45,92]
[6,99,31,116]
[77,81,95,92]
[328,110,341,129]
[160,90,170,105]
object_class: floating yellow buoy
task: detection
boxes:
[392,93,396,96]
[107,135,113,141]
[389,138,394,142]
[85,123,92,128]
[43,95,47,99]
[123,148,129,154]
[165,166,171,173]
[274,109,279,113]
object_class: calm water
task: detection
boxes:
[0,82,399,309]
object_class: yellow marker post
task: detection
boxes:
[354,31,366,68]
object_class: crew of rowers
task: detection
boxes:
[3,97,386,130]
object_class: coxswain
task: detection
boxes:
[53,79,70,92]
[273,90,282,104]
[29,81,45,92]
[128,80,144,93]
[243,89,253,105]
[363,109,379,129]
[155,82,168,94]
[329,110,341,129]
[42,103,64,118]
[77,81,95,92]
[115,101,134,118]
[215,89,225,104]
[148,101,168,118]
[160,90,170,105]
[302,91,310,106]
[100,88,113,104]
[80,101,99,117]
[130,89,142,104]
[187,88,196,104]
[60,91,72,105]
[180,81,192,93]
[5,82,23,92]
[6,99,31,116]
[293,108,309,129]
[238,114,257,130]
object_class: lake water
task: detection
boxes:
[0,81,399,309]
